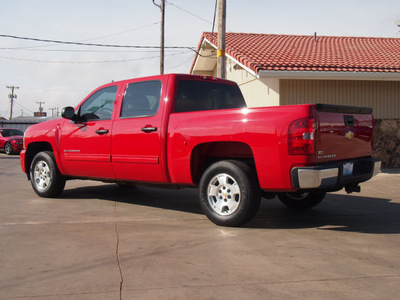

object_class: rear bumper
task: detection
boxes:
[291,157,381,189]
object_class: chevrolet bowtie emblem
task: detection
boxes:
[345,131,354,140]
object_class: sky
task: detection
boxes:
[1,0,399,119]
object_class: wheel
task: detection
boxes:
[199,160,261,227]
[278,191,326,209]
[30,151,66,198]
[4,142,14,155]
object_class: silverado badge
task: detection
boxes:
[345,131,354,140]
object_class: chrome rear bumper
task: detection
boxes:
[291,158,381,189]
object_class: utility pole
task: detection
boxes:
[49,107,59,117]
[36,101,45,113]
[160,0,165,75]
[6,86,19,120]
[49,107,56,117]
[217,0,226,79]
[153,0,165,74]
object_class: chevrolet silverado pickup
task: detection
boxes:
[21,74,381,226]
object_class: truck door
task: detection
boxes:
[60,84,119,178]
[111,80,165,182]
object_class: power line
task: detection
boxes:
[166,1,213,25]
[13,99,34,114]
[167,1,231,32]
[77,22,161,42]
[1,22,161,51]
[0,48,166,53]
[0,50,191,64]
[1,107,10,119]
[0,34,194,51]
[167,52,195,70]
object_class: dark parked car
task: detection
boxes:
[0,128,24,155]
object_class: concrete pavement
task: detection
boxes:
[1,153,399,299]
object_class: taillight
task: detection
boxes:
[288,117,315,155]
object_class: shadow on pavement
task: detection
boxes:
[250,193,400,234]
[381,168,400,174]
[61,184,202,215]
[61,183,400,234]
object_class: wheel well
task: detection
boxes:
[25,142,53,179]
[191,142,255,185]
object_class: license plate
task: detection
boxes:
[343,162,353,176]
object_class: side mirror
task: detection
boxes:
[61,106,76,120]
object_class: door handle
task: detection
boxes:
[95,129,109,135]
[141,127,157,133]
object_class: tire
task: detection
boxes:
[30,151,66,198]
[199,160,261,227]
[4,142,13,155]
[278,191,326,210]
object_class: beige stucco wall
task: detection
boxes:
[280,79,400,120]
[224,59,280,107]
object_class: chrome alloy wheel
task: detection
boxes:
[4,142,13,155]
[207,173,241,216]
[33,160,51,192]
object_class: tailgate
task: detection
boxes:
[315,104,374,163]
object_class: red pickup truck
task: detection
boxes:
[21,74,381,226]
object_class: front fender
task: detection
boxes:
[23,120,66,177]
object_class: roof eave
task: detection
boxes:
[190,37,216,74]
[192,37,260,78]
[225,53,259,79]
[258,70,400,81]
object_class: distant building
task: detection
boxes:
[191,32,400,167]
[0,116,59,132]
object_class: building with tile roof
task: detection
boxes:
[192,32,400,76]
[191,32,400,167]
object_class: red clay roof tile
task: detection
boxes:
[196,32,400,74]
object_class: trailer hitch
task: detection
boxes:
[345,184,361,194]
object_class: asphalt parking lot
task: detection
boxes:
[1,153,399,299]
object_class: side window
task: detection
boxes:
[120,80,162,118]
[79,85,118,121]
[1,129,23,137]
